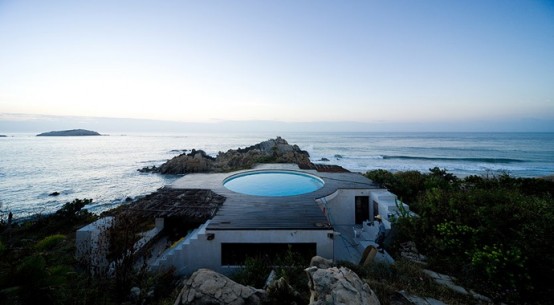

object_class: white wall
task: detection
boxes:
[75,217,113,274]
[318,189,373,226]
[182,229,334,275]
[369,189,410,221]
[318,188,410,228]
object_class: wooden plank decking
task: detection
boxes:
[169,165,379,230]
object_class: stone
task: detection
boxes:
[49,191,60,196]
[305,266,380,305]
[399,241,427,265]
[175,269,266,305]
[391,290,447,305]
[309,256,334,269]
[265,277,305,305]
[129,287,141,301]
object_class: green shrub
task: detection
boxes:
[35,234,66,251]
[231,256,272,288]
[368,169,554,303]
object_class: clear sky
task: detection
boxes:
[1,1,553,131]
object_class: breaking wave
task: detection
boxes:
[381,155,525,164]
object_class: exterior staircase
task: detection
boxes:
[150,220,210,275]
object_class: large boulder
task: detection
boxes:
[175,269,266,305]
[309,256,335,269]
[305,266,381,305]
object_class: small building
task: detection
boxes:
[144,164,405,275]
[76,164,407,275]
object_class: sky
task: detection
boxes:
[1,0,553,132]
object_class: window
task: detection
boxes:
[221,243,316,266]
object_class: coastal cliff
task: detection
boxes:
[37,129,101,136]
[142,136,314,174]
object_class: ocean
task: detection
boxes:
[1,132,553,218]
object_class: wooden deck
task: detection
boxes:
[169,164,379,230]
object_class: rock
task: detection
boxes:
[305,266,381,305]
[129,287,141,301]
[334,154,343,160]
[391,290,447,305]
[152,137,313,175]
[310,256,334,269]
[157,149,215,174]
[0,135,6,137]
[399,242,427,265]
[319,158,330,162]
[37,129,101,136]
[175,268,266,305]
[138,165,158,173]
[213,136,312,172]
[265,277,305,305]
[422,269,492,303]
[49,191,60,196]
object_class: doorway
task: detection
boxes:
[355,196,369,224]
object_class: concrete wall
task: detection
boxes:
[182,229,334,275]
[318,188,409,229]
[318,189,373,226]
[75,217,114,274]
[369,189,410,221]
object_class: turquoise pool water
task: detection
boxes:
[223,171,325,197]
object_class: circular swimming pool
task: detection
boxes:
[223,170,325,197]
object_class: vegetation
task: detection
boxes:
[2,169,553,304]
[365,168,554,304]
[231,247,310,305]
[338,260,478,305]
[0,199,180,305]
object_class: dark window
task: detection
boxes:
[221,243,317,266]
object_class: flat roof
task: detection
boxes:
[169,164,379,230]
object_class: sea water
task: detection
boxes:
[1,132,553,218]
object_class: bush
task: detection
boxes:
[231,248,310,304]
[35,234,66,251]
[367,169,554,304]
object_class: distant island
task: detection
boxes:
[0,135,6,137]
[37,129,101,136]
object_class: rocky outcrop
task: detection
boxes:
[305,266,381,305]
[213,136,312,172]
[175,268,266,305]
[157,149,215,174]
[37,129,100,136]
[144,137,314,174]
